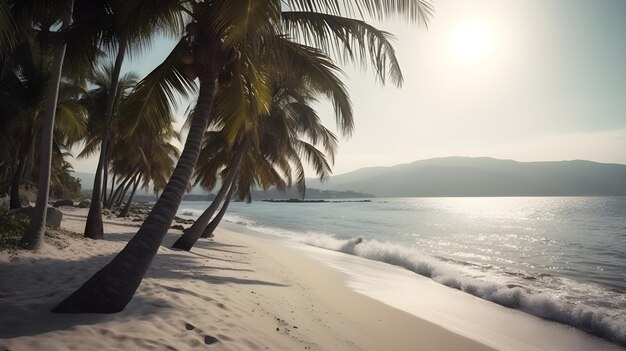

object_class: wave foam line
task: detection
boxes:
[300,234,626,346]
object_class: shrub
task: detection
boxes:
[0,209,30,251]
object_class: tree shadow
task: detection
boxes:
[0,228,287,339]
[0,294,172,339]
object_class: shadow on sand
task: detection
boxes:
[0,216,285,339]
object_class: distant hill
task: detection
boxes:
[76,157,626,198]
[308,157,626,197]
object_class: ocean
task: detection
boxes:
[177,196,626,347]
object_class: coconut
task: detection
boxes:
[182,65,198,81]
[186,22,200,35]
[179,51,195,65]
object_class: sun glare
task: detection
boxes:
[449,20,495,65]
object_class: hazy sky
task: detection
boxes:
[73,0,626,176]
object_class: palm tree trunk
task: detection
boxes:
[84,40,127,239]
[172,139,247,251]
[53,35,222,313]
[116,172,138,208]
[106,173,116,207]
[110,173,134,208]
[119,174,140,218]
[20,0,74,250]
[107,174,127,209]
[201,180,235,238]
[10,131,33,209]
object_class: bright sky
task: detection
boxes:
[73,0,626,176]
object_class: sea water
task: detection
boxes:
[177,197,626,346]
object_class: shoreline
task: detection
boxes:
[1,207,492,350]
[270,231,624,351]
[221,220,625,351]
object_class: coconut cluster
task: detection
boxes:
[178,22,242,84]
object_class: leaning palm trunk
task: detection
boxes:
[201,181,235,238]
[105,173,116,207]
[172,140,246,251]
[107,173,130,209]
[85,41,127,239]
[20,0,74,250]
[109,171,136,209]
[114,173,137,208]
[119,174,141,218]
[53,37,222,313]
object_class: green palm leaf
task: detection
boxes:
[271,37,353,136]
[282,11,403,86]
[119,37,197,136]
[210,0,281,48]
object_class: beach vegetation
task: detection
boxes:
[2,0,432,313]
[0,0,100,249]
[0,209,30,251]
[75,63,180,218]
[71,0,185,240]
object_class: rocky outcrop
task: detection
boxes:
[53,199,74,208]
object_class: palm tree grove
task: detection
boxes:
[0,0,429,324]
[6,1,623,350]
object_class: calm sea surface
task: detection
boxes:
[178,197,626,345]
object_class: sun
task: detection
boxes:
[449,20,495,65]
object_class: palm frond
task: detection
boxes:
[296,140,332,181]
[284,0,433,25]
[118,37,197,136]
[271,37,353,136]
[282,11,403,86]
[0,0,17,60]
[210,1,281,48]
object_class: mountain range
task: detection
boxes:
[308,157,626,197]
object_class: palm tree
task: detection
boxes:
[201,182,236,239]
[79,0,184,239]
[20,0,75,250]
[0,33,87,210]
[77,65,139,212]
[53,0,432,313]
[175,66,341,250]
[204,77,341,239]
[1,38,48,209]
[111,127,181,218]
[171,132,251,250]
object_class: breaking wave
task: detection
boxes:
[300,234,626,346]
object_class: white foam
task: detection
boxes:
[299,234,626,346]
[178,208,205,218]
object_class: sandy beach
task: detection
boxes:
[0,207,494,351]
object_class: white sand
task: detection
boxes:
[0,207,494,350]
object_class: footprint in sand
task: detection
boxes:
[204,335,219,345]
[184,322,220,345]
